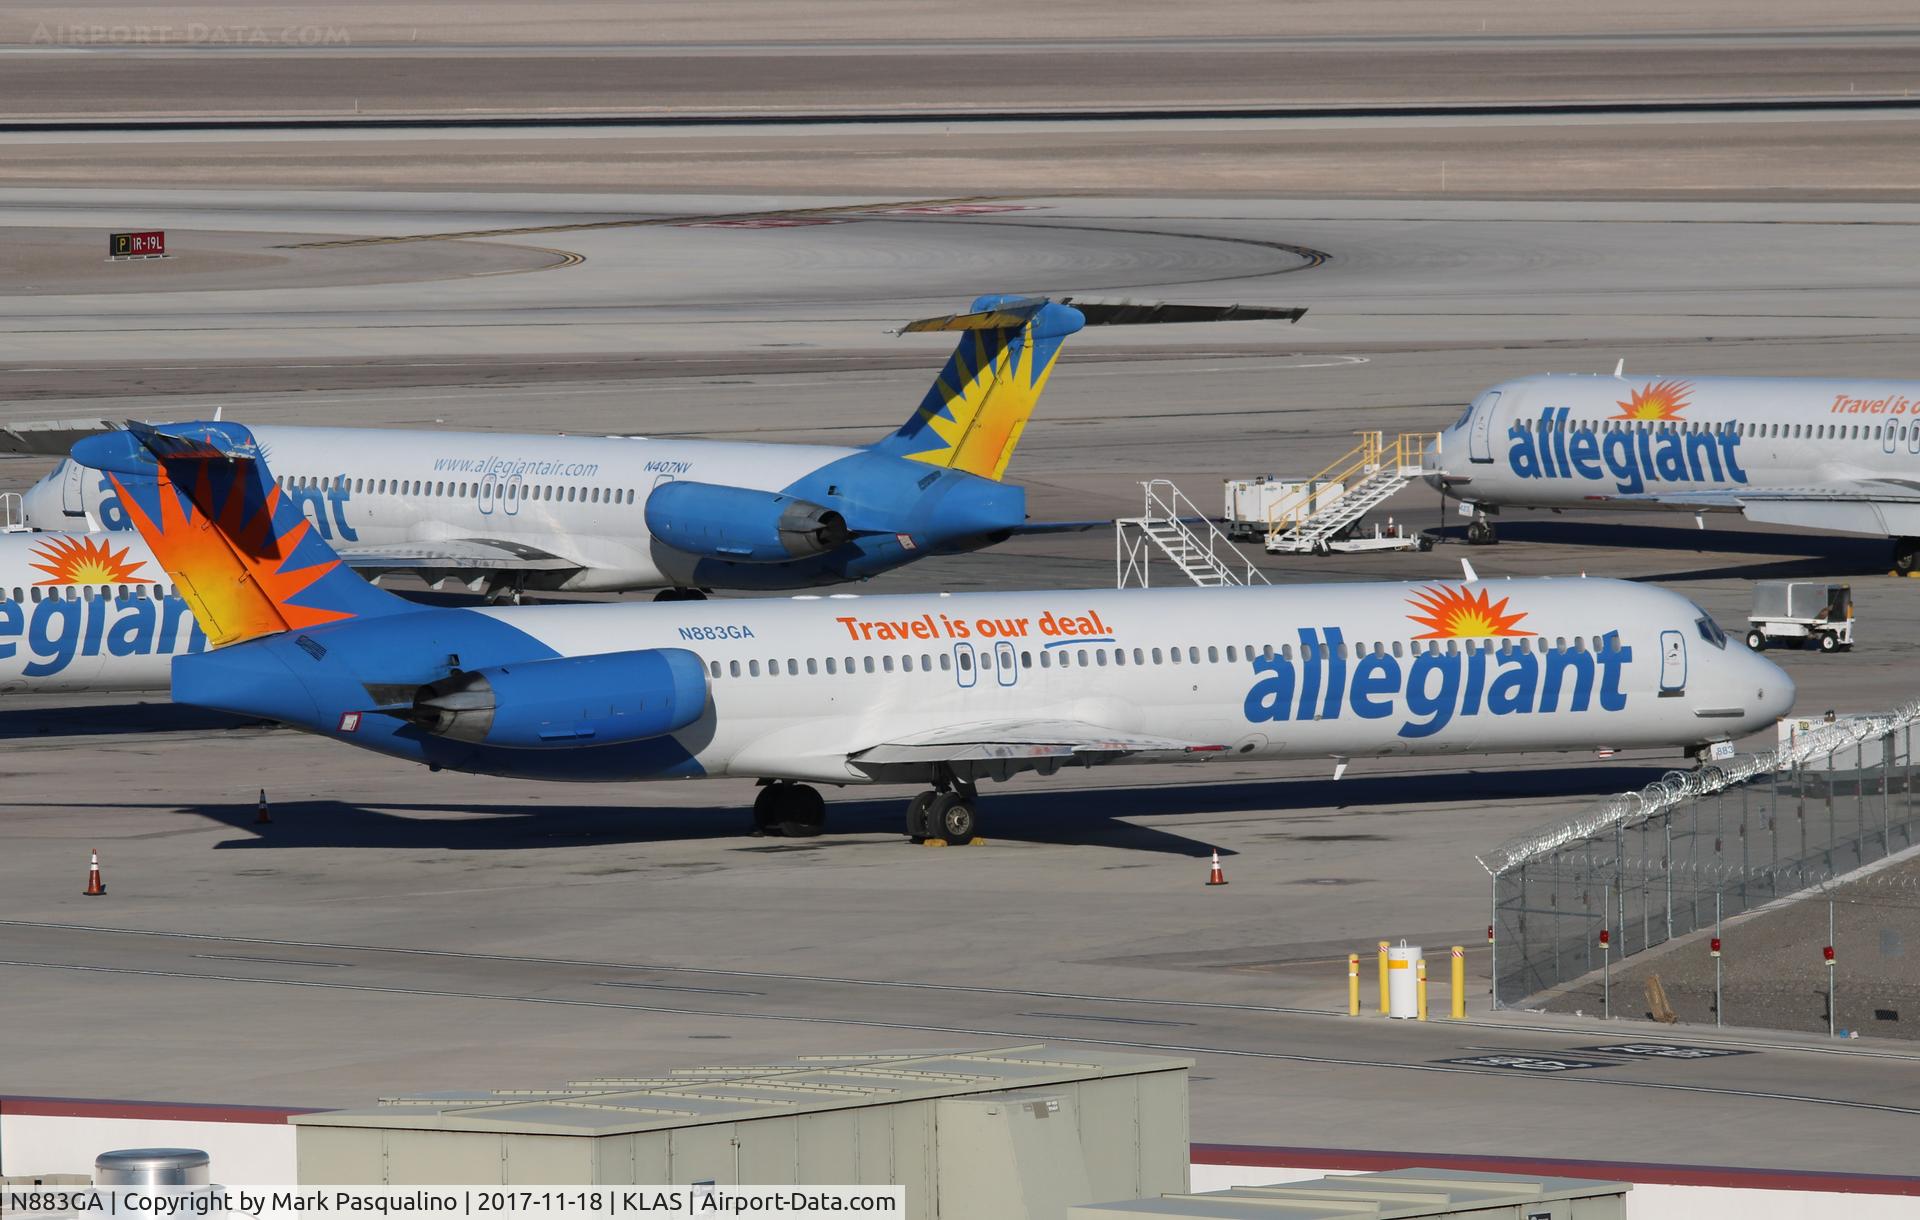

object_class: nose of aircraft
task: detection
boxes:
[1421,432,1455,494]
[20,460,66,527]
[1739,645,1797,736]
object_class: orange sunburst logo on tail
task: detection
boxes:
[1407,584,1535,639]
[29,535,154,586]
[111,466,350,647]
[1612,378,1692,421]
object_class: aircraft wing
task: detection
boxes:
[338,539,581,575]
[849,719,1226,768]
[1603,479,1920,535]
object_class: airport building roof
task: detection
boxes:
[288,1043,1192,1137]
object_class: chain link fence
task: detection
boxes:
[1482,702,1920,1009]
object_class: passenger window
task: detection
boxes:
[709,661,722,678]
[806,658,817,675]
[938,654,951,671]
[1207,646,1219,663]
[1021,651,1032,667]
[922,653,932,670]
[1170,647,1182,665]
[747,660,759,676]
[787,659,798,676]
[864,656,876,674]
[1039,652,1051,669]
[883,656,894,673]
[1113,649,1126,667]
[1096,650,1108,667]
[1151,648,1163,664]
[825,657,837,674]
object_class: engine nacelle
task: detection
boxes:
[408,648,707,749]
[645,481,850,563]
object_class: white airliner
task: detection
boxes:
[14,296,1302,598]
[1425,373,1920,571]
[70,420,1795,840]
[0,529,199,693]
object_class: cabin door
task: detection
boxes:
[1468,391,1500,463]
[1658,629,1687,695]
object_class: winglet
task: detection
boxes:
[1460,558,1479,583]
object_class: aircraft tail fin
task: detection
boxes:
[874,295,1305,481]
[71,421,412,648]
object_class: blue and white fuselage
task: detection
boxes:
[1426,373,1920,565]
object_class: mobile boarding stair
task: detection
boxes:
[1116,480,1270,588]
[1264,431,1434,555]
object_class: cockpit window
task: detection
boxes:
[1693,608,1728,649]
[1451,400,1477,430]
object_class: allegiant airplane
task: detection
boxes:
[71,420,1794,840]
[1425,373,1920,572]
[20,296,1303,599]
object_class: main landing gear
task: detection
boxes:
[752,781,825,838]
[1894,537,1920,577]
[905,766,982,845]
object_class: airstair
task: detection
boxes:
[1265,431,1434,555]
[0,493,23,533]
[1116,479,1269,588]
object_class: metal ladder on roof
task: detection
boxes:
[1265,431,1433,554]
[1116,479,1269,588]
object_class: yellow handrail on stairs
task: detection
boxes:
[1264,432,1436,541]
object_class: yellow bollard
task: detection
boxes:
[1347,953,1360,1015]
[1450,945,1466,1019]
[1416,957,1428,1021]
[1377,941,1390,1015]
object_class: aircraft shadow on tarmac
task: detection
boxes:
[1429,521,1887,581]
[0,702,259,738]
[133,765,1675,858]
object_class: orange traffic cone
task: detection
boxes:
[1206,849,1228,886]
[255,789,272,825]
[83,848,106,897]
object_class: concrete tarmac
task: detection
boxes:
[3,183,1920,1171]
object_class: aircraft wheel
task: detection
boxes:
[905,790,936,840]
[1895,538,1920,575]
[1818,633,1840,654]
[1745,631,1766,651]
[751,785,783,836]
[1466,518,1497,546]
[779,785,827,837]
[929,792,978,843]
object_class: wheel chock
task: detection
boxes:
[921,837,949,848]
[967,837,987,846]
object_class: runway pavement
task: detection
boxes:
[5,82,1920,1176]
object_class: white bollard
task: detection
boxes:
[1387,942,1424,1018]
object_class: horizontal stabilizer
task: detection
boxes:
[1070,300,1306,326]
[896,297,1305,334]
[0,417,114,456]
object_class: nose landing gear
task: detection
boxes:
[1465,513,1499,546]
